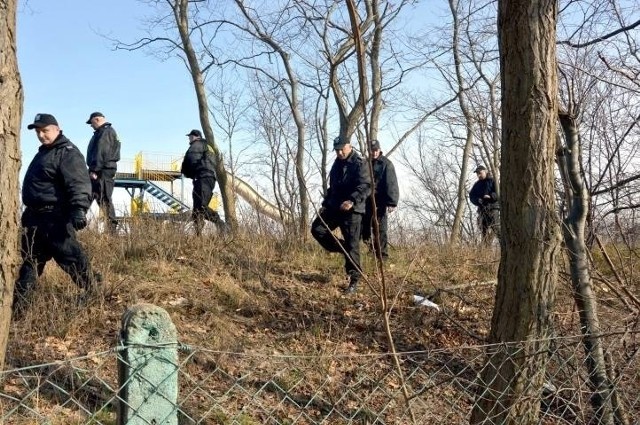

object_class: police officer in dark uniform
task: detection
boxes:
[181,129,225,235]
[311,136,371,294]
[362,139,399,260]
[86,111,121,234]
[15,113,100,311]
[469,165,500,244]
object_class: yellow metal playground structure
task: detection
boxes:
[113,151,290,227]
[114,152,218,220]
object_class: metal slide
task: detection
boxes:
[227,173,293,223]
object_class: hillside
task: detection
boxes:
[4,219,638,424]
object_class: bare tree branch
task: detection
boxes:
[558,18,640,48]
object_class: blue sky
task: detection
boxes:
[18,1,198,170]
[16,0,440,218]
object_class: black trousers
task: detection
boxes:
[478,207,500,243]
[362,207,389,258]
[16,217,97,302]
[192,176,223,234]
[311,209,363,278]
[92,168,117,231]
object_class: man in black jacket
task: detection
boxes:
[181,129,224,235]
[362,139,399,260]
[469,165,500,244]
[311,136,371,294]
[86,111,120,234]
[15,113,101,313]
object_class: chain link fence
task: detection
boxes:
[0,329,637,424]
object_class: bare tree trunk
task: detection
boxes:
[471,1,561,423]
[0,0,23,368]
[368,0,383,142]
[558,112,613,424]
[173,0,238,230]
[233,0,309,237]
[448,0,474,244]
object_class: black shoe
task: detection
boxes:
[344,282,358,294]
[344,274,359,294]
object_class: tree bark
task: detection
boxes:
[471,1,561,423]
[558,112,613,424]
[0,0,24,368]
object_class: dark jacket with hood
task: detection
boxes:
[181,138,216,180]
[370,154,399,211]
[22,132,92,223]
[86,122,120,173]
[323,151,371,214]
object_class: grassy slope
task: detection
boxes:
[6,219,636,422]
[9,220,500,365]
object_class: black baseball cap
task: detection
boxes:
[333,136,349,149]
[27,113,59,130]
[186,129,202,138]
[86,112,104,124]
[475,165,487,173]
[370,139,381,150]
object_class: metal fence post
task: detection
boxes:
[118,303,179,425]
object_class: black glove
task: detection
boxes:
[69,208,87,230]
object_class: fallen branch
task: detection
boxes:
[435,280,497,293]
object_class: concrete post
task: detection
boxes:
[118,303,179,425]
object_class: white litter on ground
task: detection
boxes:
[413,295,441,312]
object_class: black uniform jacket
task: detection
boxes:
[469,176,498,209]
[22,132,92,213]
[323,151,371,214]
[181,139,216,180]
[86,123,120,173]
[371,155,399,209]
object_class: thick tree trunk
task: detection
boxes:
[0,0,24,368]
[470,1,561,424]
[558,113,613,424]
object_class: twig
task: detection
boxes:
[594,235,640,311]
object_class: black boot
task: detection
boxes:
[344,273,359,294]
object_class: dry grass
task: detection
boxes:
[8,219,503,365]
[5,219,639,423]
[10,218,638,361]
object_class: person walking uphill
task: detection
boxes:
[181,129,225,235]
[469,165,500,244]
[14,114,101,313]
[362,139,399,260]
[311,136,371,294]
[86,111,121,234]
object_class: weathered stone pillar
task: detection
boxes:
[118,303,179,425]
